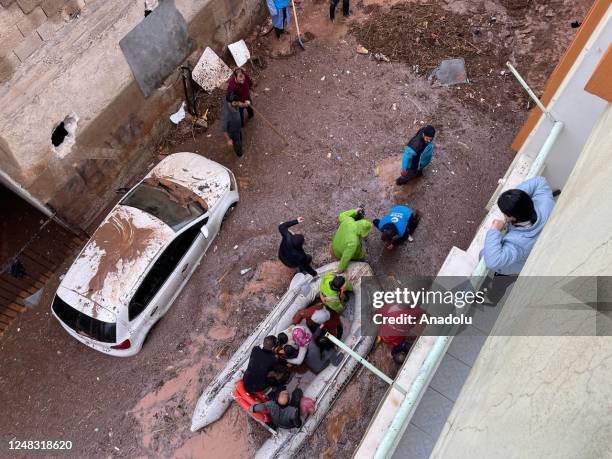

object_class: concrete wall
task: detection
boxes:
[0,0,265,228]
[514,6,611,191]
[431,103,612,459]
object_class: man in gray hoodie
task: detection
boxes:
[483,176,555,275]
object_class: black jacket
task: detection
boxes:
[243,347,280,393]
[278,220,317,276]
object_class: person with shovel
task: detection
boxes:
[266,0,290,38]
[396,125,436,185]
[227,68,256,126]
[220,92,245,157]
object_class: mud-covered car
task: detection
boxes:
[51,153,239,356]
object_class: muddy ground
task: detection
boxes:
[0,0,590,457]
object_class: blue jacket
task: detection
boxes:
[483,176,555,275]
[401,142,434,173]
[375,205,413,237]
[266,0,290,28]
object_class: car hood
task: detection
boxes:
[59,205,175,322]
[147,152,231,210]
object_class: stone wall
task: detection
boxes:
[0,0,87,84]
[0,0,266,229]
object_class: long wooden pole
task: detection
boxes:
[249,105,290,145]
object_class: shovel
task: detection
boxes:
[291,0,306,50]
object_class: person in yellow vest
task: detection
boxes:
[319,273,352,313]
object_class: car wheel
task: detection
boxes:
[221,202,237,228]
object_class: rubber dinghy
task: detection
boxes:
[191,261,375,458]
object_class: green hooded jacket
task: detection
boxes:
[331,209,373,272]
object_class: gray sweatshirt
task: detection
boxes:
[252,401,301,429]
[220,101,242,136]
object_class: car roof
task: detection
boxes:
[58,205,176,322]
[146,152,231,210]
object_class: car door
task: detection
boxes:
[128,216,208,332]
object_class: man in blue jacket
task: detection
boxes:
[266,0,290,38]
[396,125,435,185]
[483,176,555,275]
[373,205,420,250]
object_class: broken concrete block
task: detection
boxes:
[1,25,25,52]
[13,31,42,61]
[0,52,20,84]
[429,57,468,86]
[36,16,64,41]
[16,0,41,14]
[16,6,47,36]
[192,47,232,92]
[41,0,65,16]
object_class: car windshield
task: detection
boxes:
[120,178,207,232]
[52,295,117,343]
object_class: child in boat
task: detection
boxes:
[276,325,312,366]
[250,387,304,429]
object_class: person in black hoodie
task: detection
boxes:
[278,217,318,277]
[243,336,288,393]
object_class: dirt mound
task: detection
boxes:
[351,3,488,73]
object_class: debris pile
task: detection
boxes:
[350,1,526,116]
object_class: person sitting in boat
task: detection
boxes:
[244,335,287,393]
[292,303,342,337]
[276,325,312,366]
[319,273,352,313]
[377,303,427,365]
[250,387,304,429]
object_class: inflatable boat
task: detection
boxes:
[190,261,375,458]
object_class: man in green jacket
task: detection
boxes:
[331,207,373,272]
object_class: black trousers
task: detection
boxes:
[330,0,349,19]
[274,8,288,37]
[239,106,254,126]
[396,169,422,185]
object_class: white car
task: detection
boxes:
[51,153,239,356]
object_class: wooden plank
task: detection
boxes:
[0,272,45,288]
[0,278,37,295]
[3,303,27,313]
[21,249,56,271]
[0,290,27,307]
[0,307,18,318]
[0,315,12,326]
[1,302,27,313]
[0,282,34,300]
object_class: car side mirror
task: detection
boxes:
[200,225,209,238]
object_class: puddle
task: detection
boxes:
[172,405,253,459]
[208,325,236,340]
[243,260,294,295]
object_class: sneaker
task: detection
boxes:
[331,352,344,366]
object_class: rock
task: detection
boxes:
[373,52,390,62]
[356,45,369,54]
